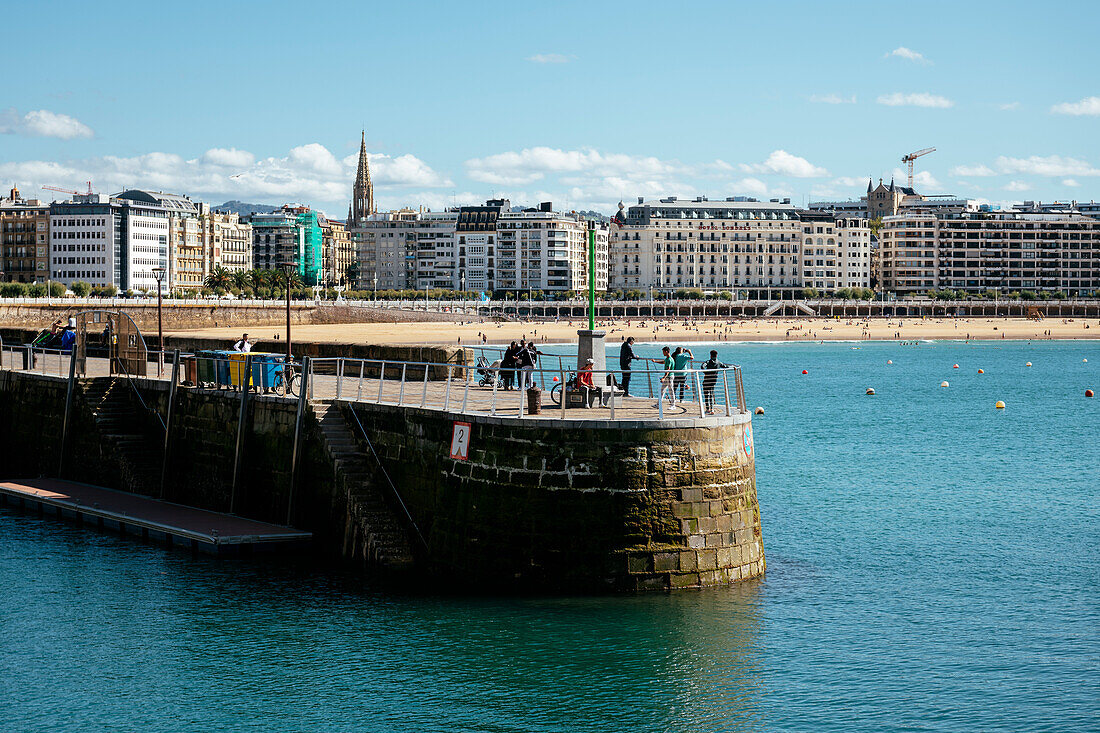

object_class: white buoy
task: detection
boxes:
[866,388,875,395]
[754,406,764,415]
[941,381,949,387]
[1026,362,1032,367]
[887,360,893,365]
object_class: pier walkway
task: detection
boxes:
[0,344,748,424]
[0,479,311,552]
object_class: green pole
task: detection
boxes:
[587,225,596,331]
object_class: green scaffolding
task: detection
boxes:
[296,210,323,286]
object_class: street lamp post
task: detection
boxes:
[151,266,165,377]
[279,262,295,362]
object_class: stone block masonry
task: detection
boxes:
[344,402,764,591]
[0,367,764,592]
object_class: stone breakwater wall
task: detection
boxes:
[0,303,474,331]
[344,402,765,591]
[0,368,765,591]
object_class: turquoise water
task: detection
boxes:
[2,340,1097,732]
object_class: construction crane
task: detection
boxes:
[901,148,935,189]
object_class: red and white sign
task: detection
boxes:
[449,421,472,461]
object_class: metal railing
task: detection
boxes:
[0,341,747,421]
[305,356,746,421]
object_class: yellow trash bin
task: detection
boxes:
[228,352,253,389]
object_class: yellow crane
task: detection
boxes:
[901,148,935,189]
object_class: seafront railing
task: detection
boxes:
[0,343,748,423]
[304,356,746,421]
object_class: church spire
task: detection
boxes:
[350,130,374,225]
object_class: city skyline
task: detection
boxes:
[1,0,1098,217]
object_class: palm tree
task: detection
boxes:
[231,270,250,291]
[204,266,232,291]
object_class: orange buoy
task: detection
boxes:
[1087,389,1095,398]
[995,400,1006,409]
[953,364,959,369]
[978,369,985,374]
[802,369,808,375]
[552,376,559,382]
[1026,362,1032,367]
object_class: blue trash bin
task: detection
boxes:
[250,353,280,393]
[212,351,232,388]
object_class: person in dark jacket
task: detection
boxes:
[701,349,729,414]
[619,336,642,396]
[501,341,519,389]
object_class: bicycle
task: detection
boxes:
[273,359,300,397]
[549,371,578,406]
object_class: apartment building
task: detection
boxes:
[799,211,872,290]
[879,210,1100,295]
[204,207,252,274]
[0,187,50,283]
[495,203,608,294]
[320,217,355,286]
[609,196,804,297]
[250,206,323,285]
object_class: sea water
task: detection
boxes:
[1,340,1097,732]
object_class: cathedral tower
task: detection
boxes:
[349,131,374,225]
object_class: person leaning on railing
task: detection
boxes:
[672,346,694,401]
[701,350,729,415]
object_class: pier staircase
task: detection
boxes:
[312,401,415,572]
[80,378,164,495]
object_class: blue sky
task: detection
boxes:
[1,0,1097,216]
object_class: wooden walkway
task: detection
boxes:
[0,478,311,552]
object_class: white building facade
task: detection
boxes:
[879,210,1100,296]
[609,197,805,297]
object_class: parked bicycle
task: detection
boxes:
[273,359,300,396]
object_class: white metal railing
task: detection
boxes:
[305,356,746,421]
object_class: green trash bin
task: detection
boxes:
[195,351,216,386]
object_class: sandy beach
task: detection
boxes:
[169,315,1100,346]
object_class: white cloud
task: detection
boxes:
[740,150,828,178]
[1063,179,1080,187]
[877,92,954,108]
[1004,180,1031,192]
[998,102,1020,111]
[886,47,930,64]
[890,168,941,190]
[527,53,571,64]
[809,94,856,104]
[732,177,768,196]
[200,147,255,168]
[465,147,683,186]
[832,176,866,187]
[950,164,996,177]
[1050,96,1100,116]
[0,108,94,139]
[995,155,1100,177]
[0,143,450,215]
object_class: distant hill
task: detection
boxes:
[216,200,281,216]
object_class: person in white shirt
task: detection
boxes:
[233,333,252,352]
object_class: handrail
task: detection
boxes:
[345,403,430,554]
[319,354,747,419]
[114,357,168,433]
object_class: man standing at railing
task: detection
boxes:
[233,334,252,352]
[672,346,694,401]
[701,350,728,415]
[619,336,642,397]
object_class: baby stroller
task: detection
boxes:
[476,356,503,388]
